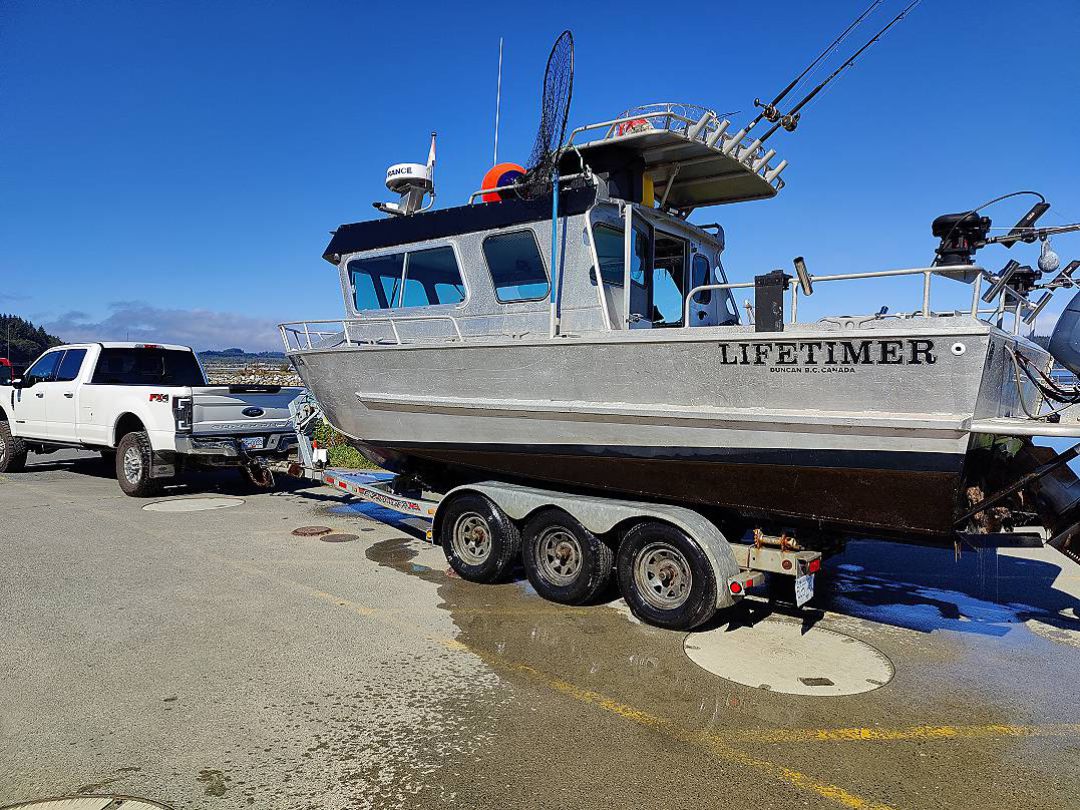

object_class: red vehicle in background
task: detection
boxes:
[0,358,11,386]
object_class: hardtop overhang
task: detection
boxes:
[323,184,598,264]
[559,129,780,210]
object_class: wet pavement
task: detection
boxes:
[2,451,1079,809]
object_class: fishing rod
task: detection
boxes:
[749,0,882,131]
[759,0,922,144]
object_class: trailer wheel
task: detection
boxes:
[0,419,27,473]
[522,509,614,605]
[116,431,159,497]
[439,492,520,584]
[616,521,717,630]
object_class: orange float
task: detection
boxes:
[481,162,526,202]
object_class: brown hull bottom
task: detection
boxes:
[358,442,966,539]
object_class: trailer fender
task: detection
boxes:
[438,481,741,608]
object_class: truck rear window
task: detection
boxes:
[91,348,206,386]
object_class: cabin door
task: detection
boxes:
[624,210,653,329]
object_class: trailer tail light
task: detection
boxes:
[173,396,193,434]
[729,581,743,595]
[808,558,822,574]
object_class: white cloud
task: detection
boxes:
[44,301,285,353]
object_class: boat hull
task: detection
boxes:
[289,321,1035,538]
[362,440,965,536]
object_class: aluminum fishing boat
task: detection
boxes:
[281,36,1080,562]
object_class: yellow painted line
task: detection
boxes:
[733,723,1080,744]
[299,582,897,810]
[309,589,376,617]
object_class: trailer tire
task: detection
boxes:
[115,431,159,497]
[616,521,717,630]
[440,492,520,584]
[522,509,613,605]
[0,420,27,473]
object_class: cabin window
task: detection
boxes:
[350,253,405,310]
[691,254,712,305]
[592,224,625,286]
[401,247,466,307]
[716,260,739,325]
[482,231,549,302]
[348,247,465,310]
[651,233,688,327]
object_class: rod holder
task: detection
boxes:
[706,119,731,147]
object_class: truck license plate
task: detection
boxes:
[241,437,265,451]
[794,574,815,607]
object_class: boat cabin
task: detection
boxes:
[306,105,790,346]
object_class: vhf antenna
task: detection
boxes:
[759,0,923,144]
[493,37,504,165]
[749,0,882,132]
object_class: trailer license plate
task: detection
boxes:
[795,573,815,607]
[241,437,265,451]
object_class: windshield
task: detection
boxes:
[90,347,206,386]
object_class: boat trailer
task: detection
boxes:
[285,395,824,624]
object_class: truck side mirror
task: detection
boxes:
[10,377,22,389]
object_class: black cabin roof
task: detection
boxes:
[322,184,597,263]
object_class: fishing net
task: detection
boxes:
[519,30,574,199]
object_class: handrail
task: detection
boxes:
[280,314,465,352]
[682,264,984,327]
[566,110,701,148]
[466,171,589,204]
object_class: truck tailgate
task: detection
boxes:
[190,386,303,435]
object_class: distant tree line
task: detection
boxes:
[1,314,63,372]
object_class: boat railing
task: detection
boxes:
[564,104,786,192]
[683,264,1002,329]
[466,171,590,205]
[280,314,464,352]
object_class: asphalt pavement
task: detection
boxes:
[2,450,1079,810]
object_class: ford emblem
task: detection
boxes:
[242,407,265,418]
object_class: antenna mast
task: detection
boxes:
[493,37,504,164]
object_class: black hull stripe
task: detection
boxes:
[371,442,965,474]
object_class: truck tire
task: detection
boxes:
[616,521,718,630]
[115,431,159,497]
[439,492,520,584]
[522,508,613,605]
[0,420,27,473]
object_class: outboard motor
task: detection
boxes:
[1048,290,1080,376]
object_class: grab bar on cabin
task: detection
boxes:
[466,171,590,204]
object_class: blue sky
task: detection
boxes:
[2,0,1078,351]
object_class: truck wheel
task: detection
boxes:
[0,420,27,473]
[616,521,718,630]
[115,431,159,497]
[522,509,613,605]
[439,492,520,584]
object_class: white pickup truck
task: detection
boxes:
[0,342,302,496]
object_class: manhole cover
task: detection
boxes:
[142,498,243,513]
[1,798,173,809]
[320,533,358,543]
[292,525,332,537]
[684,617,894,696]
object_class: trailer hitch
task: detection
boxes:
[241,456,275,489]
